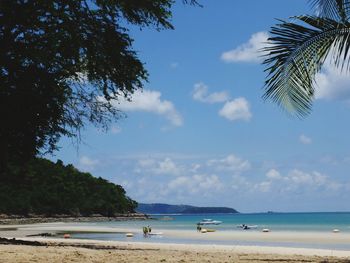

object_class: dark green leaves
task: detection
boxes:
[263,3,350,116]
[0,0,194,165]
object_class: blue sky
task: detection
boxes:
[50,1,350,213]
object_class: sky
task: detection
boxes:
[50,0,350,213]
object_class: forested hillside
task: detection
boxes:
[0,158,136,216]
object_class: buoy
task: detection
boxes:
[201,229,207,233]
[262,228,270,232]
[333,229,340,233]
[126,233,134,237]
[63,234,71,238]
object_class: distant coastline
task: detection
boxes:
[137,203,238,214]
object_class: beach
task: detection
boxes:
[0,239,350,263]
[3,222,350,248]
[1,222,350,262]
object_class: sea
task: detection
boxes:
[68,212,350,250]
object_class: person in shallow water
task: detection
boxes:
[143,226,148,236]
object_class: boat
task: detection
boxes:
[198,219,222,225]
[148,232,163,236]
[236,224,258,230]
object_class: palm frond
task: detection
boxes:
[309,0,350,22]
[263,15,350,116]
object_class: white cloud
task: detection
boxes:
[231,168,338,194]
[79,156,99,170]
[155,158,181,175]
[115,90,183,127]
[315,59,350,101]
[266,169,281,180]
[255,181,272,193]
[299,134,312,145]
[221,31,269,63]
[168,174,223,195]
[137,158,156,168]
[219,97,252,122]
[261,169,330,193]
[101,154,350,208]
[287,170,326,185]
[209,154,251,173]
[190,163,201,173]
[136,157,181,176]
[192,82,230,104]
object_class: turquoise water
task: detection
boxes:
[69,213,350,250]
[89,212,350,232]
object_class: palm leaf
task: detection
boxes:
[309,0,350,21]
[263,15,350,116]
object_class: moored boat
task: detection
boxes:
[237,224,258,230]
[198,219,222,225]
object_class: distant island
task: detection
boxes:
[137,203,238,214]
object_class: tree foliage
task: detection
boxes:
[0,0,198,166]
[0,158,137,216]
[263,0,350,116]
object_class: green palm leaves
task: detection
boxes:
[263,0,350,116]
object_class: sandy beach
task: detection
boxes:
[1,223,350,262]
[0,240,350,263]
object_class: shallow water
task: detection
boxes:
[75,212,350,232]
[66,212,350,250]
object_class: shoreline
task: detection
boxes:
[0,213,149,225]
[5,224,350,245]
[1,223,350,262]
[2,223,350,251]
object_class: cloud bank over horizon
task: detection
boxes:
[71,152,350,212]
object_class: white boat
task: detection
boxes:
[236,224,258,230]
[198,219,222,225]
[148,232,163,235]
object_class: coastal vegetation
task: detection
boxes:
[0,1,198,217]
[263,0,350,116]
[0,158,137,216]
